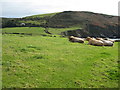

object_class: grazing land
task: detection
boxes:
[2,11,119,38]
[2,27,119,88]
[2,27,81,35]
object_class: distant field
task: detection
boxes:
[2,30,119,88]
[48,26,82,35]
[2,27,46,35]
[2,27,81,35]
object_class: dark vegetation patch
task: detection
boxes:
[19,48,28,53]
[32,55,44,59]
[19,45,41,53]
[106,69,119,80]
[100,52,111,55]
[26,45,41,50]
[19,48,36,53]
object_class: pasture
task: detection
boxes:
[2,27,119,88]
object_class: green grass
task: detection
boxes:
[36,12,58,17]
[24,12,59,18]
[2,27,47,35]
[19,20,42,25]
[48,27,82,35]
[2,27,82,35]
[2,33,119,88]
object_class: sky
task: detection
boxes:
[0,0,119,18]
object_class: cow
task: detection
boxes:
[86,37,104,46]
[104,38,115,43]
[96,38,114,46]
[68,36,84,43]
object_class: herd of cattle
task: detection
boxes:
[68,36,116,46]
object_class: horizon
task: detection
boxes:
[0,10,118,18]
[0,0,119,18]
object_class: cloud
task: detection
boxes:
[1,0,119,18]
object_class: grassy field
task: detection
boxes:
[48,26,82,35]
[2,27,82,35]
[2,27,46,35]
[2,27,119,88]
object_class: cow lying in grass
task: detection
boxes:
[104,38,115,43]
[86,37,114,46]
[86,37,104,46]
[68,36,84,43]
[96,38,114,46]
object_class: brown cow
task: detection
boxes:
[86,37,104,46]
[69,36,84,43]
[96,38,114,46]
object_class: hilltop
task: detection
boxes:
[47,11,118,27]
[1,11,119,38]
[47,11,119,38]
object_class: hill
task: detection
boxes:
[47,11,119,38]
[1,12,58,28]
[48,11,118,27]
[1,11,119,38]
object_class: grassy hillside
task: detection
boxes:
[2,12,58,28]
[2,32,119,88]
[23,12,59,19]
[2,11,118,28]
[2,11,119,38]
[47,11,118,38]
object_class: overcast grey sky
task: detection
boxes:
[0,0,119,18]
